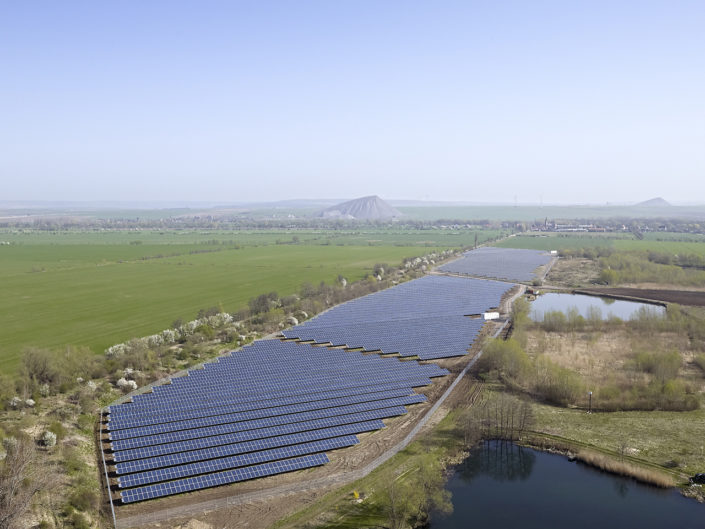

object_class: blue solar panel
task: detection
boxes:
[281,275,511,360]
[103,273,513,504]
[133,364,441,400]
[119,453,330,503]
[108,388,420,436]
[109,377,434,423]
[115,420,385,475]
[110,395,425,452]
[439,247,552,282]
[117,435,358,489]
[113,406,410,463]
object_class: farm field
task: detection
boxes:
[0,228,503,374]
[0,244,408,374]
[0,227,505,248]
[496,232,705,256]
[398,204,705,221]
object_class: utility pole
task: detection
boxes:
[588,391,593,414]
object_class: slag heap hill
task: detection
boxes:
[318,195,402,220]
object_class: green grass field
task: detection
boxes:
[0,227,504,248]
[495,232,705,256]
[0,228,504,374]
[0,244,411,373]
[399,204,705,221]
[532,404,705,476]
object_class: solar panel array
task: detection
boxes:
[283,275,511,359]
[438,247,552,282]
[103,340,447,504]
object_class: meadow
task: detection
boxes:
[496,232,705,256]
[0,228,502,374]
[399,204,705,221]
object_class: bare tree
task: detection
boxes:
[474,393,534,441]
[0,437,44,529]
[617,440,629,462]
[382,479,409,529]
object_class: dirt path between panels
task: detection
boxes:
[113,287,524,529]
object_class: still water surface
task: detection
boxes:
[530,293,665,321]
[432,441,704,529]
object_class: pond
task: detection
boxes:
[431,441,704,529]
[530,293,665,321]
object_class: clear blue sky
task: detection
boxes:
[1,1,704,204]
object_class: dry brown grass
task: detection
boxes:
[544,258,601,288]
[524,328,703,393]
[575,450,675,488]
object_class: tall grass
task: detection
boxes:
[575,450,675,488]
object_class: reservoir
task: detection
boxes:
[530,293,665,321]
[432,441,704,529]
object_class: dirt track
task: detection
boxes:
[574,287,705,307]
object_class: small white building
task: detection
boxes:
[484,311,500,320]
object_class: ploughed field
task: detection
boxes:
[575,288,705,307]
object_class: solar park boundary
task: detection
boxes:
[103,244,531,409]
[101,263,524,527]
[430,253,557,286]
[110,294,523,529]
[104,268,430,409]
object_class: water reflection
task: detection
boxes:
[613,478,629,498]
[530,293,665,321]
[458,440,535,483]
[431,441,705,529]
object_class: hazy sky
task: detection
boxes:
[2,1,704,204]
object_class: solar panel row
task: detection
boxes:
[282,275,511,359]
[113,406,411,463]
[115,420,385,475]
[438,247,552,282]
[109,389,421,442]
[118,436,358,489]
[110,396,424,452]
[119,453,330,503]
[108,377,431,424]
[105,273,513,504]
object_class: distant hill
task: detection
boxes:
[318,195,402,220]
[636,197,671,207]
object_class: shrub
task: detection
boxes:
[633,350,681,382]
[62,446,83,474]
[194,324,215,340]
[694,354,705,374]
[21,347,61,389]
[533,355,584,406]
[48,420,67,440]
[40,431,57,448]
[69,510,91,529]
[540,311,568,332]
[68,480,99,513]
[476,339,531,381]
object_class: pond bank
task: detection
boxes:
[431,440,705,529]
